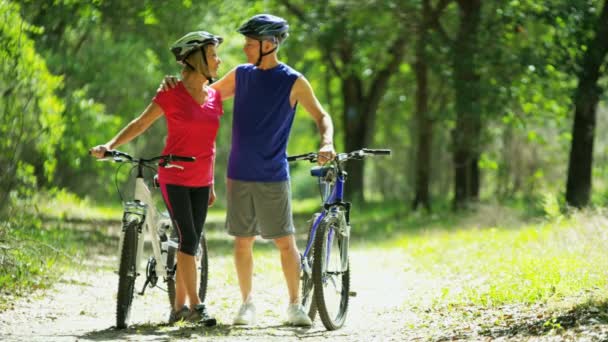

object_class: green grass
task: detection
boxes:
[34,189,122,221]
[0,190,117,310]
[387,209,608,307]
[0,216,114,310]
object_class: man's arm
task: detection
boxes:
[210,67,237,100]
[90,102,163,158]
[291,76,336,163]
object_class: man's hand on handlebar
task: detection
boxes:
[318,143,336,165]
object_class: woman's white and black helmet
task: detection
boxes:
[237,14,289,66]
[170,31,223,80]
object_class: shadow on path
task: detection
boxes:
[80,322,326,341]
[476,299,608,340]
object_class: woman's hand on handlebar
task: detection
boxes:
[89,145,110,159]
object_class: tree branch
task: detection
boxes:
[428,0,454,44]
[279,0,308,23]
[366,34,409,113]
[431,0,452,20]
[324,51,343,78]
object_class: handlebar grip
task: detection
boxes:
[103,150,114,158]
[287,153,316,162]
[362,148,391,155]
[169,155,196,162]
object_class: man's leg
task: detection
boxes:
[273,235,300,304]
[274,234,312,326]
[234,236,256,302]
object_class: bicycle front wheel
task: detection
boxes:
[312,222,350,330]
[301,214,320,321]
[116,221,139,329]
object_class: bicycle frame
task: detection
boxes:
[117,168,172,279]
[291,148,390,330]
[301,165,350,273]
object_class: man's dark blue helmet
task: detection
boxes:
[237,14,289,66]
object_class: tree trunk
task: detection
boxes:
[412,0,433,212]
[452,0,481,210]
[342,76,366,203]
[565,0,608,208]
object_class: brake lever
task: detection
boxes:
[164,163,184,170]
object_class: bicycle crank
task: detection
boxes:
[138,256,158,295]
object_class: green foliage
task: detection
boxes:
[0,212,78,304]
[1,0,606,213]
[0,1,65,213]
[391,210,608,306]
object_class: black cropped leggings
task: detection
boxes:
[160,183,209,256]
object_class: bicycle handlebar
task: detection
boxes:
[361,148,391,155]
[287,148,391,163]
[101,150,195,166]
[287,152,317,162]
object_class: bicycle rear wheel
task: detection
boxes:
[197,234,209,303]
[166,233,209,308]
[312,222,350,330]
[116,221,139,329]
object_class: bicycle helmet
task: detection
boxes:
[237,14,289,66]
[170,31,223,80]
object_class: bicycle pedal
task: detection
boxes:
[349,291,357,297]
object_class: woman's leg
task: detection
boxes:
[177,251,200,307]
[185,186,210,305]
[160,184,200,310]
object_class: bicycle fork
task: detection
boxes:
[118,201,146,276]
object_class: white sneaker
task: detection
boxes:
[233,302,256,325]
[287,303,312,326]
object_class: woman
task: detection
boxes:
[90,31,223,325]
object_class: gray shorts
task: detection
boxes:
[225,178,295,239]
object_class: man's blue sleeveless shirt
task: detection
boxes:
[227,63,301,181]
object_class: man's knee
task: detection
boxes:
[234,236,255,253]
[273,235,296,252]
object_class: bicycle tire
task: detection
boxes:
[166,234,209,308]
[301,214,319,321]
[197,234,209,303]
[116,221,139,329]
[312,221,350,330]
[166,237,177,310]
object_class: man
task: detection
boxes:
[163,14,335,326]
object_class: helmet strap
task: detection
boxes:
[200,46,214,82]
[255,40,277,67]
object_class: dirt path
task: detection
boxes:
[0,229,423,341]
[2,227,608,341]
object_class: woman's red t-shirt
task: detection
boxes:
[153,83,223,187]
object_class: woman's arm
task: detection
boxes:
[90,102,164,158]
